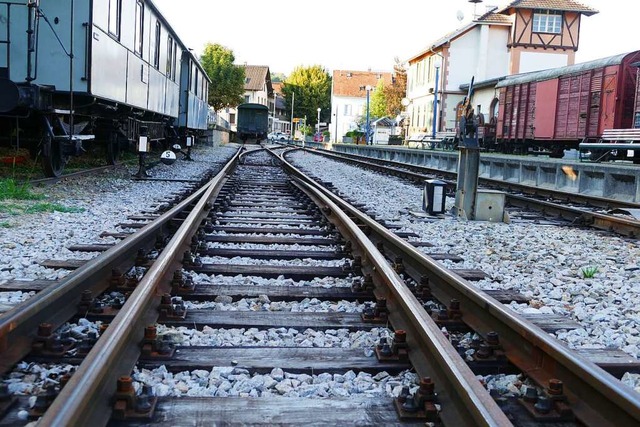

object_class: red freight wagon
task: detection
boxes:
[495,51,640,157]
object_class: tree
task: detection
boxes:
[370,80,387,118]
[271,72,286,83]
[383,58,407,118]
[199,43,245,111]
[281,65,332,128]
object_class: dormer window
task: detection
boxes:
[532,9,562,34]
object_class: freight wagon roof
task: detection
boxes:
[147,0,211,83]
[496,52,632,88]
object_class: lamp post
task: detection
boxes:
[317,107,321,141]
[432,60,441,140]
[333,109,338,143]
[272,93,278,133]
[365,85,372,145]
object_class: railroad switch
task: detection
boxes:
[394,377,439,422]
[375,330,409,362]
[112,377,157,420]
[158,294,187,320]
[518,379,574,422]
[362,298,389,323]
[171,270,196,293]
[140,325,176,360]
[31,323,73,357]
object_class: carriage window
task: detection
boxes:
[153,21,161,69]
[172,41,178,81]
[108,0,121,38]
[532,9,562,34]
[134,1,144,56]
[166,36,173,77]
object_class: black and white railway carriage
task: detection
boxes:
[0,0,209,176]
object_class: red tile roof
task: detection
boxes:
[332,70,393,98]
[503,0,598,16]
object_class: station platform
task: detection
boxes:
[304,143,640,204]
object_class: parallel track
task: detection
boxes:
[298,146,640,237]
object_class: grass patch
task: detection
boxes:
[581,266,599,279]
[0,178,44,201]
[24,203,85,214]
[0,221,12,228]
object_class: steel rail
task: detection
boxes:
[0,148,240,375]
[301,147,640,237]
[37,151,240,426]
[279,148,640,426]
[308,147,640,209]
[273,148,510,426]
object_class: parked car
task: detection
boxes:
[268,132,288,141]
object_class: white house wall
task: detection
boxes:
[519,51,568,73]
[330,95,368,142]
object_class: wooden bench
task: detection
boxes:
[579,129,640,162]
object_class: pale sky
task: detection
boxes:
[153,0,638,75]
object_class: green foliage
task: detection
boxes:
[370,80,387,118]
[0,179,43,201]
[282,65,332,129]
[271,72,286,82]
[200,43,246,111]
[0,221,11,228]
[581,266,599,279]
[383,58,407,117]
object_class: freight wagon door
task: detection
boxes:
[534,80,558,139]
[600,69,618,132]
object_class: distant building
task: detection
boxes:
[404,0,598,137]
[330,70,393,143]
[220,64,291,134]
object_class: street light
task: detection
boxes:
[317,107,321,141]
[365,85,372,145]
[432,59,442,140]
[272,93,278,133]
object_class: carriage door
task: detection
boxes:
[599,69,618,132]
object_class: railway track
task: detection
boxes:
[1,147,639,425]
[295,145,640,237]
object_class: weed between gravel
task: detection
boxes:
[0,179,43,201]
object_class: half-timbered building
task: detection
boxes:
[405,0,597,138]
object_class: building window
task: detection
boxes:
[244,95,250,103]
[343,104,352,116]
[166,36,174,78]
[108,0,121,38]
[532,9,562,34]
[153,21,161,69]
[134,0,144,56]
[230,113,236,124]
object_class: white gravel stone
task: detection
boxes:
[288,151,640,382]
[131,365,418,399]
[0,144,237,298]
